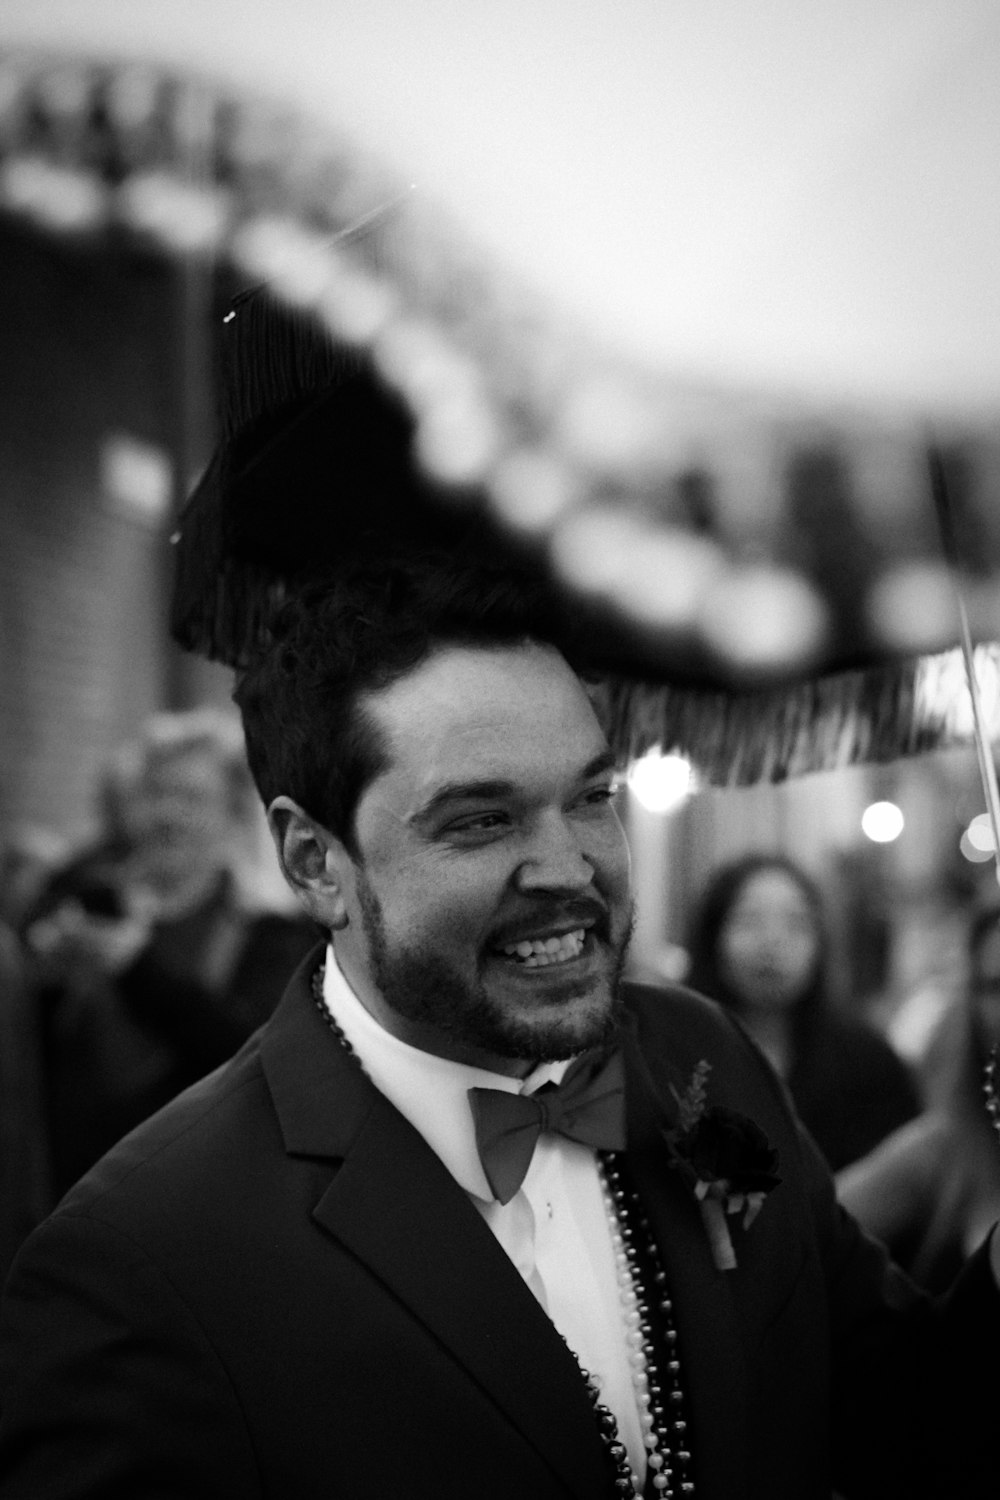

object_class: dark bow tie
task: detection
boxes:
[468,1049,627,1204]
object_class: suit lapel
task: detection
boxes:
[261,955,612,1499]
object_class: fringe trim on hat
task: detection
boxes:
[172,287,358,665]
[169,457,288,668]
[171,554,290,668]
[598,643,1000,782]
[220,288,357,442]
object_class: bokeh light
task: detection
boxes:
[861,800,904,843]
[960,830,994,864]
[627,751,695,815]
[967,812,996,851]
[960,812,999,864]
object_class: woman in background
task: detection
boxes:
[684,851,921,1172]
[837,904,1000,1293]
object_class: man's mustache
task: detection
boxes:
[488,896,615,948]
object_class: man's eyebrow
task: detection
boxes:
[583,749,620,781]
[409,780,517,825]
[410,750,619,825]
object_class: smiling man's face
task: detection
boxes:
[329,641,633,1075]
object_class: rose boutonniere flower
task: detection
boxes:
[662,1060,781,1271]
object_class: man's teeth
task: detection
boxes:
[501,929,586,967]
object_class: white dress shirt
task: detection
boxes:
[321,944,647,1480]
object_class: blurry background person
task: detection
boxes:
[16,738,151,950]
[684,851,921,1171]
[0,887,50,1283]
[0,827,67,938]
[23,708,319,1202]
[837,903,1000,1293]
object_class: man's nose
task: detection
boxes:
[514,813,594,892]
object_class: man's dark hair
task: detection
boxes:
[233,550,580,857]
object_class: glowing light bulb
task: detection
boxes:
[627,752,694,814]
[861,801,904,843]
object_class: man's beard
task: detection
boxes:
[355,873,634,1063]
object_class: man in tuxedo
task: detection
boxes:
[0,550,998,1499]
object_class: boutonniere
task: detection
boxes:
[662,1060,781,1271]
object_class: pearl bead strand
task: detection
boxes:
[596,1154,695,1498]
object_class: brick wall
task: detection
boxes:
[0,219,233,847]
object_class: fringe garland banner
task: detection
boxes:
[598,644,1000,784]
[3,47,1000,778]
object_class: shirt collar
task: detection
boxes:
[322,942,572,1201]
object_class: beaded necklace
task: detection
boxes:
[309,966,695,1498]
[985,1044,1000,1147]
[587,1155,696,1496]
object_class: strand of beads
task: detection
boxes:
[312,965,366,1066]
[601,1154,695,1498]
[985,1045,1000,1148]
[598,1171,659,1494]
[568,1355,639,1499]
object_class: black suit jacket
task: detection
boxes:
[0,950,997,1498]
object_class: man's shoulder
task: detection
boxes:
[620,975,754,1069]
[50,1031,276,1235]
[39,950,329,1239]
[621,975,738,1044]
[619,976,800,1135]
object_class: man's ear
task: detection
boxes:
[267,796,352,930]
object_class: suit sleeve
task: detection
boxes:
[702,997,1000,1500]
[799,1114,1000,1500]
[0,1210,262,1499]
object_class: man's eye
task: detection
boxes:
[580,783,620,808]
[446,812,509,835]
